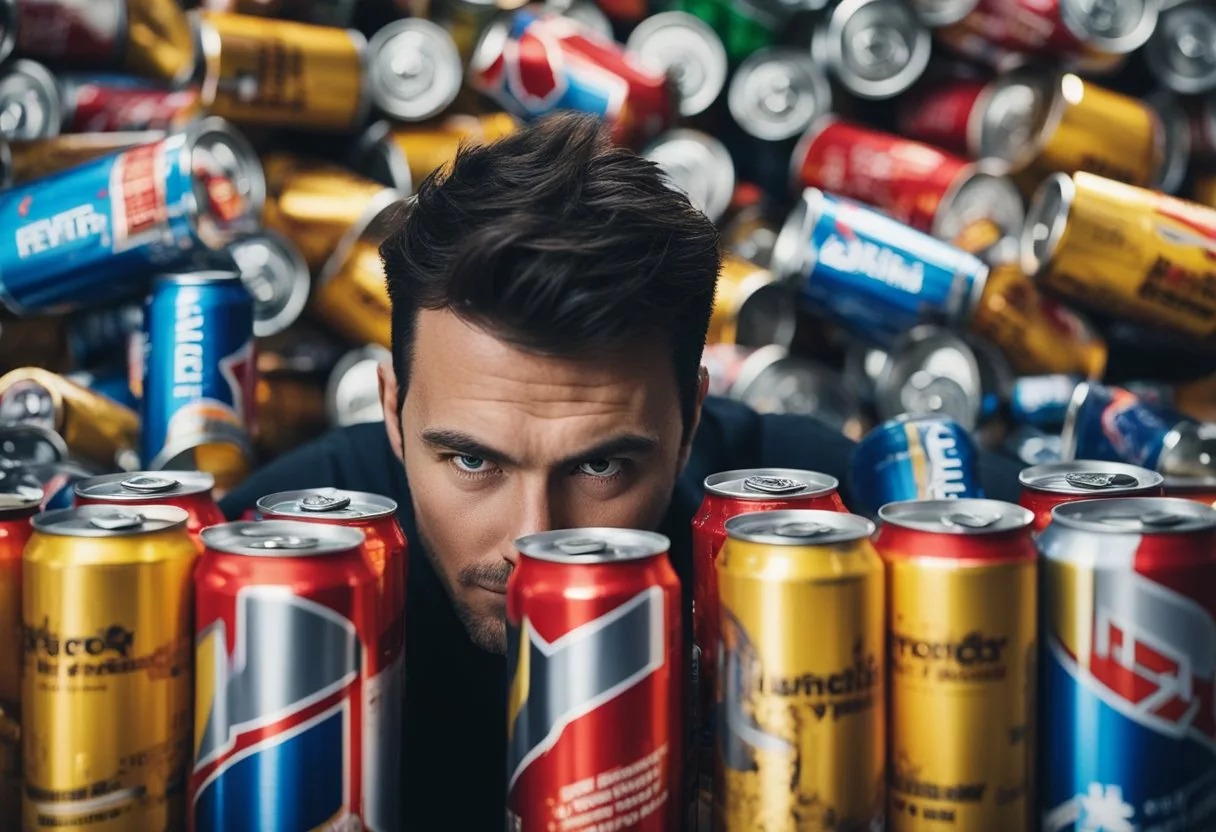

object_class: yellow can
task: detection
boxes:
[195,10,369,131]
[875,499,1037,832]
[125,0,199,84]
[1022,171,1216,337]
[356,112,520,193]
[21,505,196,832]
[1195,175,1216,210]
[715,510,884,831]
[708,254,796,348]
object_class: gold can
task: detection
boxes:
[195,10,370,131]
[1195,175,1216,210]
[715,510,884,831]
[708,254,796,348]
[1023,171,1216,337]
[0,368,139,470]
[5,131,165,186]
[356,112,519,192]
[126,0,198,82]
[22,505,196,832]
[875,500,1037,832]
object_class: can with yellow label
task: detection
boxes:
[355,112,520,193]
[708,254,796,348]
[21,504,196,832]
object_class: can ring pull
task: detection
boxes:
[247,535,319,550]
[774,521,833,538]
[743,476,805,495]
[88,510,144,531]
[1064,472,1138,490]
[121,474,179,493]
[1141,510,1188,528]
[556,537,608,556]
[943,512,999,529]
[299,494,352,512]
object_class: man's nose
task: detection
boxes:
[504,481,558,564]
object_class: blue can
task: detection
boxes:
[141,271,256,475]
[1010,374,1084,428]
[1062,382,1191,472]
[850,413,983,515]
[772,188,989,348]
[66,367,140,411]
[0,117,263,314]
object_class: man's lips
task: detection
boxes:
[477,583,508,595]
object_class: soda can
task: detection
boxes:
[812,0,932,100]
[4,130,166,187]
[643,128,735,223]
[0,60,62,140]
[228,231,312,338]
[192,520,400,831]
[1018,460,1164,534]
[852,413,983,516]
[545,0,615,39]
[1143,88,1194,198]
[0,486,39,825]
[1022,172,1216,338]
[507,528,682,832]
[1010,374,1085,428]
[895,72,991,159]
[326,344,391,427]
[1038,497,1216,832]
[625,11,727,119]
[353,112,519,194]
[707,253,796,348]
[365,18,463,122]
[0,117,263,315]
[1163,474,1216,507]
[873,325,986,429]
[140,271,256,491]
[66,302,143,370]
[771,187,989,349]
[468,8,674,149]
[75,470,225,548]
[58,73,201,133]
[792,118,1024,250]
[908,0,978,27]
[200,0,358,28]
[715,510,884,830]
[876,498,1036,830]
[13,0,197,85]
[1144,0,1216,95]
[22,504,197,831]
[719,187,780,268]
[0,367,139,470]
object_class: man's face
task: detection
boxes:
[381,309,701,654]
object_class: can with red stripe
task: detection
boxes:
[896,75,991,158]
[75,471,225,548]
[1018,460,1164,534]
[59,73,201,133]
[0,487,40,823]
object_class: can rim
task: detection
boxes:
[32,504,189,536]
[1144,0,1216,95]
[725,508,874,545]
[1059,0,1159,55]
[201,519,366,556]
[1019,459,1164,494]
[183,116,267,250]
[0,367,65,434]
[931,161,1024,248]
[1144,88,1192,194]
[325,344,393,426]
[908,0,979,29]
[1020,171,1074,280]
[770,187,822,285]
[352,119,414,194]
[229,231,312,337]
[367,18,461,123]
[873,325,983,429]
[642,128,735,223]
[1048,496,1216,533]
[257,488,398,520]
[703,467,840,500]
[515,527,670,563]
[75,470,216,500]
[625,11,727,119]
[1057,378,1093,462]
[0,485,42,516]
[878,498,1032,534]
[815,0,932,100]
[730,48,832,144]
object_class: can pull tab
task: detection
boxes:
[1141,510,1189,529]
[298,493,352,513]
[89,510,144,531]
[743,475,805,495]
[556,537,608,556]
[0,485,42,508]
[248,535,318,550]
[943,512,999,530]
[774,521,834,538]
[1064,472,1139,490]
[120,474,179,493]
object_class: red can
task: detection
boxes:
[192,520,402,831]
[507,528,681,832]
[1164,476,1216,508]
[790,118,1024,244]
[0,487,39,822]
[60,75,201,133]
[1018,460,1164,533]
[74,471,226,548]
[896,76,990,159]
[938,0,1158,61]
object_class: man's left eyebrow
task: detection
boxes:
[556,435,659,467]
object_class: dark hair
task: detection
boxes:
[380,113,721,429]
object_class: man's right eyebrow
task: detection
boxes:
[419,429,518,466]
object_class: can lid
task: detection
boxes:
[643,129,734,223]
[326,345,392,427]
[546,0,613,38]
[909,0,979,27]
[0,484,42,515]
[202,520,366,556]
[879,498,1032,534]
[0,421,68,464]
[813,0,931,100]
[0,374,58,433]
[1021,172,1074,279]
[729,48,832,143]
[257,488,398,520]
[874,326,983,430]
[0,60,60,140]
[705,468,840,500]
[1019,460,1163,495]
[626,12,727,118]
[186,117,266,250]
[515,528,670,563]
[353,120,413,194]
[976,74,1053,172]
[1050,497,1216,533]
[32,504,189,536]
[229,232,312,337]
[1144,0,1216,95]
[75,471,216,501]
[367,19,462,122]
[725,509,874,545]
[770,187,822,284]
[933,165,1025,248]
[1059,0,1158,55]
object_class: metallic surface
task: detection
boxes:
[365,18,462,122]
[874,325,984,430]
[939,0,1158,60]
[851,413,983,516]
[813,0,931,100]
[0,490,38,825]
[6,131,164,187]
[1018,460,1164,533]
[708,255,795,349]
[228,231,311,338]
[727,48,831,144]
[59,73,200,133]
[643,128,734,224]
[0,60,61,141]
[1144,0,1216,95]
[625,11,727,118]
[355,112,519,194]
[75,470,225,548]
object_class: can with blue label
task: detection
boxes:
[0,117,263,315]
[1010,374,1083,428]
[850,413,983,516]
[140,271,256,493]
[771,187,989,348]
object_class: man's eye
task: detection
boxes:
[453,455,487,472]
[577,459,623,478]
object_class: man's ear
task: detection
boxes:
[677,365,710,472]
[379,362,405,463]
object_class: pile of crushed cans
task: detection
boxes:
[0,0,1215,510]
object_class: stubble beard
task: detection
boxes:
[416,524,511,655]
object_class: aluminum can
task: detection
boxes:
[0,367,139,470]
[469,8,674,149]
[227,231,311,338]
[192,520,401,832]
[626,12,727,119]
[59,73,200,133]
[75,470,225,548]
[1022,172,1216,338]
[719,188,779,268]
[715,510,884,830]
[326,344,391,427]
[938,0,1158,61]
[642,128,734,223]
[1144,0,1216,95]
[1184,94,1216,168]
[353,112,519,194]
[194,10,370,131]
[1018,460,1164,534]
[791,117,1024,247]
[876,498,1036,831]
[851,413,983,516]
[507,528,682,832]
[1010,374,1084,428]
[812,0,932,100]
[1038,498,1216,832]
[0,487,39,825]
[140,271,256,491]
[670,0,793,65]
[909,0,978,27]
[707,254,795,348]
[4,130,165,188]
[771,187,989,349]
[365,18,463,122]
[199,0,357,27]
[895,72,989,158]
[0,60,62,141]
[22,504,196,831]
[0,118,263,315]
[873,325,987,430]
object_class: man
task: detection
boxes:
[221,114,1022,829]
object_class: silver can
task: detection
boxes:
[874,325,985,429]
[1143,88,1193,195]
[546,0,614,37]
[366,18,463,122]
[643,129,735,223]
[326,344,392,427]
[228,231,312,338]
[813,0,932,100]
[1146,0,1215,94]
[909,0,978,27]
[1055,0,1159,54]
[728,47,832,143]
[627,12,727,118]
[0,60,60,140]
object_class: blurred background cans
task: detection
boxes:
[353,112,519,193]
[643,128,735,223]
[1144,0,1216,95]
[226,231,312,338]
[0,486,39,824]
[812,0,932,100]
[0,60,62,141]
[1018,460,1164,533]
[707,253,796,349]
[58,72,201,132]
[851,413,983,515]
[625,11,727,121]
[364,18,463,123]
[73,470,224,548]
[1037,498,1216,832]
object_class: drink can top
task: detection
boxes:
[643,129,735,223]
[0,421,68,463]
[705,468,839,500]
[1021,172,1074,278]
[814,0,931,100]
[33,504,189,536]
[186,116,266,248]
[202,519,365,556]
[879,498,1032,534]
[626,12,727,118]
[0,60,60,140]
[1144,0,1216,95]
[1050,497,1216,534]
[76,471,216,500]
[1061,0,1158,55]
[0,484,42,515]
[1019,460,1163,495]
[515,528,670,564]
[258,488,398,520]
[367,18,461,122]
[729,48,831,143]
[725,509,873,545]
[229,232,311,337]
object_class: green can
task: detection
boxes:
[670,0,783,65]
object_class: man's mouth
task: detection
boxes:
[477,582,508,595]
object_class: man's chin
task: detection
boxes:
[464,613,507,655]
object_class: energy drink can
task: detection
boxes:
[0,487,39,825]
[0,60,62,140]
[1010,374,1085,428]
[715,510,884,830]
[365,18,463,123]
[353,112,519,194]
[876,498,1036,831]
[1017,460,1164,534]
[851,413,983,516]
[0,118,264,315]
[708,254,796,348]
[192,520,400,831]
[58,73,201,133]
[227,231,311,338]
[1022,172,1216,338]
[4,130,166,186]
[507,528,682,832]
[812,0,932,100]
[140,271,256,492]
[642,128,735,223]
[75,470,225,549]
[1038,498,1216,832]
[326,344,391,427]
[626,12,727,120]
[22,504,197,831]
[1144,0,1216,95]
